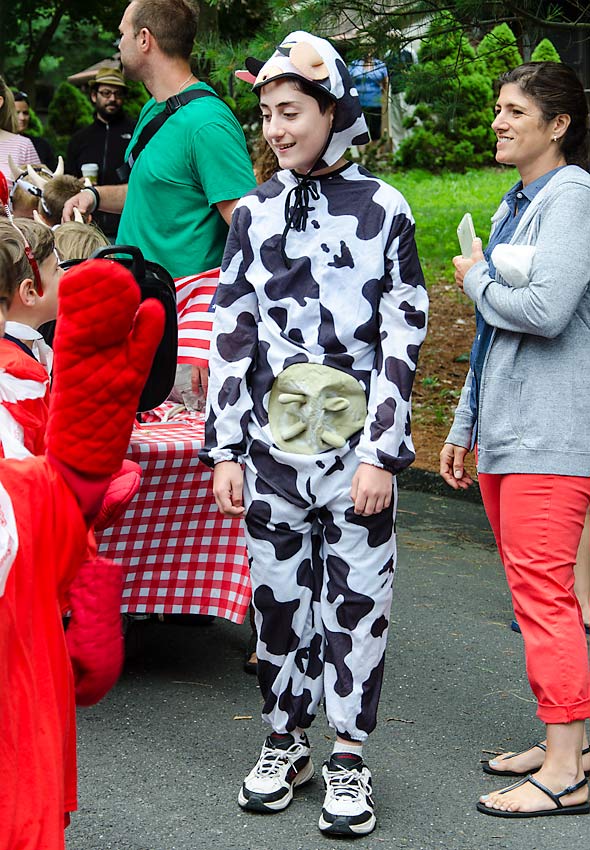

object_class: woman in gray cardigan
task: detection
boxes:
[441,62,590,818]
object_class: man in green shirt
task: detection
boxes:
[64,0,255,279]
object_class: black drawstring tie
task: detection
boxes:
[281,174,320,268]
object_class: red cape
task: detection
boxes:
[0,457,87,850]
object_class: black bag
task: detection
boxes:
[90,245,178,411]
[116,88,217,181]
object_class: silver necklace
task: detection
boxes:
[178,72,195,92]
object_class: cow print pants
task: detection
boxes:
[243,451,397,742]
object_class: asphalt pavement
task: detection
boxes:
[68,488,587,850]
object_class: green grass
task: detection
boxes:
[381,167,518,285]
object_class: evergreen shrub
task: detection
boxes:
[531,39,561,62]
[395,12,495,172]
[476,23,522,80]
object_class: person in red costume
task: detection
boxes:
[0,205,143,708]
[0,244,164,848]
[0,218,60,458]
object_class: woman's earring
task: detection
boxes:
[552,135,558,142]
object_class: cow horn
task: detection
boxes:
[7,155,21,179]
[26,165,49,190]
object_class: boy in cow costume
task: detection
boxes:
[202,32,428,836]
[0,238,164,848]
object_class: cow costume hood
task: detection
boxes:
[236,31,370,266]
[237,31,369,169]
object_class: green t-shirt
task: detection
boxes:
[117,83,255,278]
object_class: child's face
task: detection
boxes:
[260,80,334,174]
[37,250,63,324]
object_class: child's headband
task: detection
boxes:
[0,170,44,295]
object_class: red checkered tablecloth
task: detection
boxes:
[95,418,251,624]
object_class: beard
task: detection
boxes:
[95,102,123,122]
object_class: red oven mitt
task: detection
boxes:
[65,555,124,706]
[94,459,142,532]
[44,258,164,705]
[46,258,164,520]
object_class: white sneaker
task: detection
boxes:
[318,752,376,835]
[238,733,314,812]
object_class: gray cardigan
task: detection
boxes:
[446,165,590,476]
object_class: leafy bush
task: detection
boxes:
[476,23,523,80]
[531,38,561,62]
[22,105,45,138]
[46,82,93,155]
[395,12,495,172]
[47,81,93,136]
[192,34,263,136]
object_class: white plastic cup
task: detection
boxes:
[81,163,99,185]
[171,363,206,412]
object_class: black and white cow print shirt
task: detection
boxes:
[203,162,428,474]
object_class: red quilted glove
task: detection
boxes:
[47,259,165,480]
[65,556,124,707]
[94,460,142,532]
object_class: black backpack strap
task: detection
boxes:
[116,88,218,181]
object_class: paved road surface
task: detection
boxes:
[68,489,586,850]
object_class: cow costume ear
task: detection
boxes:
[235,69,256,84]
[289,42,328,81]
[255,63,284,86]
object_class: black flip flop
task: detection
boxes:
[483,743,590,778]
[476,773,590,818]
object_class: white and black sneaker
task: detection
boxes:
[238,732,314,812]
[318,752,376,836]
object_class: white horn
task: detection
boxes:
[8,155,21,179]
[73,207,84,223]
[27,165,49,190]
[53,155,64,177]
[33,210,52,229]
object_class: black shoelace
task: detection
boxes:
[280,174,320,268]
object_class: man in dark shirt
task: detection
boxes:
[65,68,136,239]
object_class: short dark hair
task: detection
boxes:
[290,77,336,115]
[497,62,589,171]
[130,0,198,60]
[0,242,18,306]
[0,219,55,289]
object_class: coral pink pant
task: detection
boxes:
[478,472,590,724]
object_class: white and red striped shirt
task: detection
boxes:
[174,267,219,366]
[0,133,40,188]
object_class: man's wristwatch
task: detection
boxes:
[81,185,101,212]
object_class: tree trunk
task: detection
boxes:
[196,0,219,37]
[21,2,67,108]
